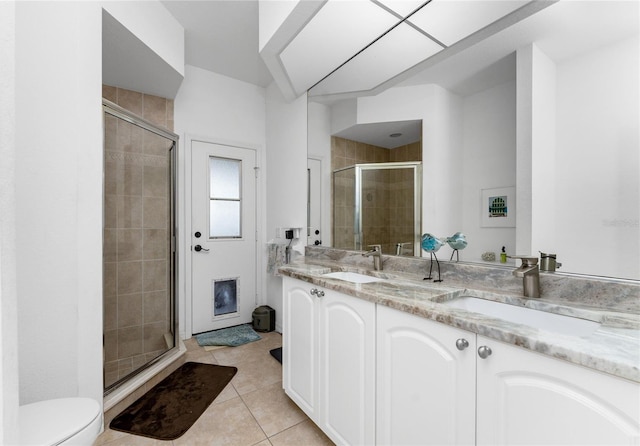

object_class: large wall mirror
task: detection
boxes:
[307,1,639,281]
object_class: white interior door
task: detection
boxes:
[191,140,257,334]
[307,158,322,246]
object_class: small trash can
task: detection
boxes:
[252,305,275,332]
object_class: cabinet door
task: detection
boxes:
[377,305,476,446]
[476,335,640,445]
[282,277,318,419]
[319,288,376,446]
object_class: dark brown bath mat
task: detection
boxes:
[109,362,237,440]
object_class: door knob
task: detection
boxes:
[478,345,492,359]
[456,338,469,350]
[194,245,209,252]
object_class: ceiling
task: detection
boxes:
[334,120,422,149]
[160,1,638,100]
[161,0,273,87]
[155,0,637,148]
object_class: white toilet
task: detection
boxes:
[18,397,102,445]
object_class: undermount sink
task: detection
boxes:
[322,271,384,284]
[444,297,601,337]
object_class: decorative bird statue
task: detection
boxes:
[421,233,443,282]
[445,232,467,261]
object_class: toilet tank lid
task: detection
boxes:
[19,397,101,445]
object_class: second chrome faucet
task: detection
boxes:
[511,256,540,298]
[363,245,383,271]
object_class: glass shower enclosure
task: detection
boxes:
[333,162,422,255]
[102,100,178,394]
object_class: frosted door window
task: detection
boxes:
[209,157,242,238]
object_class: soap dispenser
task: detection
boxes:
[500,246,507,263]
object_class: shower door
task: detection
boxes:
[333,162,421,255]
[102,101,178,392]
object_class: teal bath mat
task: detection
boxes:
[195,324,261,347]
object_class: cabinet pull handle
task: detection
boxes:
[316,290,325,297]
[478,345,492,359]
[310,288,317,296]
[456,338,469,350]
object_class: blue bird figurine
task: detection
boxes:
[421,233,444,253]
[446,232,467,250]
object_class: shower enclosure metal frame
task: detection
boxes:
[102,99,179,395]
[335,161,422,255]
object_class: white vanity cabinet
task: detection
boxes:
[378,305,640,446]
[284,277,639,445]
[476,335,640,445]
[282,277,376,446]
[376,304,476,445]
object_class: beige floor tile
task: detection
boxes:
[241,381,307,437]
[269,420,334,446]
[93,428,169,446]
[227,354,283,395]
[173,397,267,446]
[182,337,201,351]
[184,348,218,364]
[99,331,293,446]
[203,345,227,351]
[212,380,239,404]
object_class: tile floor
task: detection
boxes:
[95,331,334,446]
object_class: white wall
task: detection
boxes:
[530,46,557,259]
[515,44,535,257]
[265,84,308,332]
[8,0,185,416]
[516,37,639,279]
[307,101,332,247]
[461,81,517,262]
[102,1,184,78]
[0,1,19,442]
[555,36,639,278]
[14,1,103,405]
[174,65,267,337]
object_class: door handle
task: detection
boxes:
[194,245,209,252]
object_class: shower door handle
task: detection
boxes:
[194,245,209,252]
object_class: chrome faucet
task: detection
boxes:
[511,256,540,298]
[363,245,383,271]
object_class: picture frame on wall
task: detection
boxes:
[481,186,515,227]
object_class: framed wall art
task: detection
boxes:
[481,186,515,227]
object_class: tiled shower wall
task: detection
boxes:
[102,85,174,388]
[332,136,421,254]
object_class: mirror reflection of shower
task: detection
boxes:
[333,161,421,255]
[330,122,422,255]
[331,120,422,256]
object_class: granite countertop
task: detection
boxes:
[279,259,640,383]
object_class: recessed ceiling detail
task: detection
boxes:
[280,0,398,96]
[408,0,529,47]
[310,21,443,96]
[262,0,547,100]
